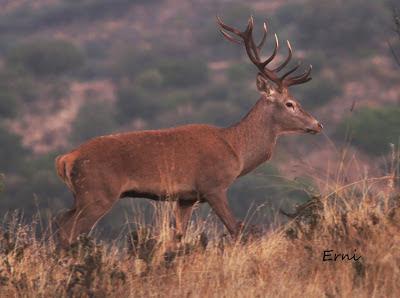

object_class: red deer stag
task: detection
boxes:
[55,16,322,246]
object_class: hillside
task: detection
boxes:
[0,0,398,231]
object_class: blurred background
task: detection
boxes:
[0,0,399,235]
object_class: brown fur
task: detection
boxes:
[55,89,321,246]
[55,18,323,246]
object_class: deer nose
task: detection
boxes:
[317,122,323,130]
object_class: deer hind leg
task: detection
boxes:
[205,190,239,238]
[57,190,118,247]
[174,200,196,240]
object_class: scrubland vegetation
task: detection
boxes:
[0,1,399,296]
[0,163,399,297]
[0,0,398,226]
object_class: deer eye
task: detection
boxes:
[285,102,294,108]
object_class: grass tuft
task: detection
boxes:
[0,161,399,297]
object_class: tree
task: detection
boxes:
[276,0,389,58]
[0,173,4,193]
[389,8,400,66]
[158,58,208,87]
[70,100,117,145]
[0,90,18,118]
[7,39,84,77]
[335,107,400,156]
[0,124,28,173]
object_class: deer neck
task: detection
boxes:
[224,96,278,176]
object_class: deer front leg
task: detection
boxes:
[205,190,239,238]
[174,200,196,241]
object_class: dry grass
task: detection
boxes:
[0,166,399,297]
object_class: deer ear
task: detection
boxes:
[256,73,274,95]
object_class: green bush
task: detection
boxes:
[0,68,38,106]
[163,89,195,107]
[335,107,400,156]
[70,100,117,145]
[0,151,70,214]
[116,84,162,123]
[0,0,155,34]
[229,163,314,219]
[191,101,243,127]
[112,48,159,79]
[0,124,28,173]
[48,79,71,101]
[0,173,3,193]
[158,58,208,87]
[276,0,389,57]
[7,39,84,77]
[226,62,254,82]
[196,2,253,52]
[229,164,280,217]
[294,76,342,108]
[0,90,18,118]
[201,84,230,103]
[135,69,164,90]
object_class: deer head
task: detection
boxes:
[217,16,323,135]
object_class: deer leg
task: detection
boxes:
[205,190,239,238]
[54,208,76,245]
[57,191,117,247]
[174,200,195,240]
[56,208,75,228]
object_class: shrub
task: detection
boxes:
[0,151,70,214]
[115,82,166,123]
[0,90,18,119]
[7,39,84,77]
[226,62,254,82]
[229,163,314,219]
[195,2,254,55]
[20,152,68,200]
[0,173,3,193]
[112,48,158,79]
[0,0,155,35]
[0,68,38,106]
[135,69,164,90]
[276,0,389,57]
[335,107,400,155]
[191,101,242,127]
[162,89,194,107]
[70,100,117,145]
[0,124,28,173]
[294,75,342,108]
[391,7,400,66]
[158,58,208,87]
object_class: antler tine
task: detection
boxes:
[217,16,312,89]
[219,29,242,44]
[261,34,279,67]
[256,22,268,50]
[280,61,302,81]
[244,16,263,61]
[216,15,264,69]
[216,16,244,37]
[273,40,292,72]
[245,15,255,34]
[284,65,313,87]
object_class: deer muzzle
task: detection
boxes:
[306,122,323,134]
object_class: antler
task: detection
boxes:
[216,16,312,90]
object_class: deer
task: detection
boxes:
[55,16,323,247]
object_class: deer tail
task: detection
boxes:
[55,154,74,191]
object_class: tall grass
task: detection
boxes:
[0,155,399,297]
